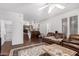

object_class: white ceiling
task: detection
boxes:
[0,3,79,22]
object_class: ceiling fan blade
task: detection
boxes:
[39,4,48,10]
[55,4,65,9]
[48,5,55,13]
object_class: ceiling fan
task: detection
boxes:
[39,3,65,13]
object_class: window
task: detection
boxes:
[62,18,67,35]
[70,16,78,34]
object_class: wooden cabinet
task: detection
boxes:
[31,31,40,39]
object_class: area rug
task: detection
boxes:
[9,43,47,56]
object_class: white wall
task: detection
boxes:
[0,11,24,45]
[40,22,48,35]
[39,8,79,36]
[12,13,24,45]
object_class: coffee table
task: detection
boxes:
[42,44,77,56]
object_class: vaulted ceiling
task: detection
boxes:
[0,3,79,22]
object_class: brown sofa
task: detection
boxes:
[47,32,55,36]
[62,34,79,55]
[43,32,66,44]
[47,32,66,39]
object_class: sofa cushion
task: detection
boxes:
[70,40,79,45]
[63,42,79,49]
[62,39,79,45]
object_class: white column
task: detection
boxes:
[0,20,6,45]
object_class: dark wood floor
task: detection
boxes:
[12,38,42,49]
[1,41,12,56]
[1,37,42,56]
